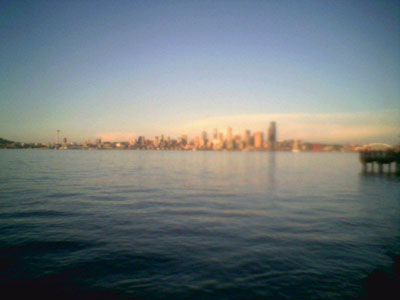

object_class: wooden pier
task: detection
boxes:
[359,144,400,174]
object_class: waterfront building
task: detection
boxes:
[312,143,322,152]
[129,139,136,146]
[212,139,221,150]
[103,142,112,149]
[292,139,300,152]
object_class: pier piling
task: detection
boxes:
[359,145,400,175]
[362,162,367,173]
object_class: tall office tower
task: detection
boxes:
[139,136,146,146]
[194,136,200,147]
[202,131,208,141]
[182,134,188,145]
[227,127,232,141]
[154,136,160,147]
[63,137,67,145]
[268,121,277,150]
[254,131,264,149]
[213,128,218,140]
[201,131,208,147]
[226,127,233,150]
[244,130,251,147]
[56,130,60,146]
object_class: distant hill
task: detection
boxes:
[0,138,14,145]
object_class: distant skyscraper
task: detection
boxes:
[194,136,200,147]
[254,131,264,149]
[154,136,160,147]
[218,133,224,143]
[227,127,232,141]
[268,121,277,150]
[226,127,233,150]
[244,130,251,147]
[138,136,145,146]
[182,135,188,145]
[56,130,60,146]
[201,131,208,147]
[181,135,188,145]
[213,128,218,140]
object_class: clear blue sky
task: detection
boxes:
[0,0,399,144]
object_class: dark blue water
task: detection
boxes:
[0,150,399,299]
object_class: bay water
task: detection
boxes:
[0,150,399,299]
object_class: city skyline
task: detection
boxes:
[1,110,399,145]
[1,120,368,152]
[3,119,396,151]
[1,1,399,144]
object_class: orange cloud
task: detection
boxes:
[97,132,137,142]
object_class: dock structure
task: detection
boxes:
[359,143,400,175]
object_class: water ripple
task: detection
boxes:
[0,151,399,299]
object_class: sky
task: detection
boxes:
[0,0,399,144]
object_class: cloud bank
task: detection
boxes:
[171,110,400,145]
